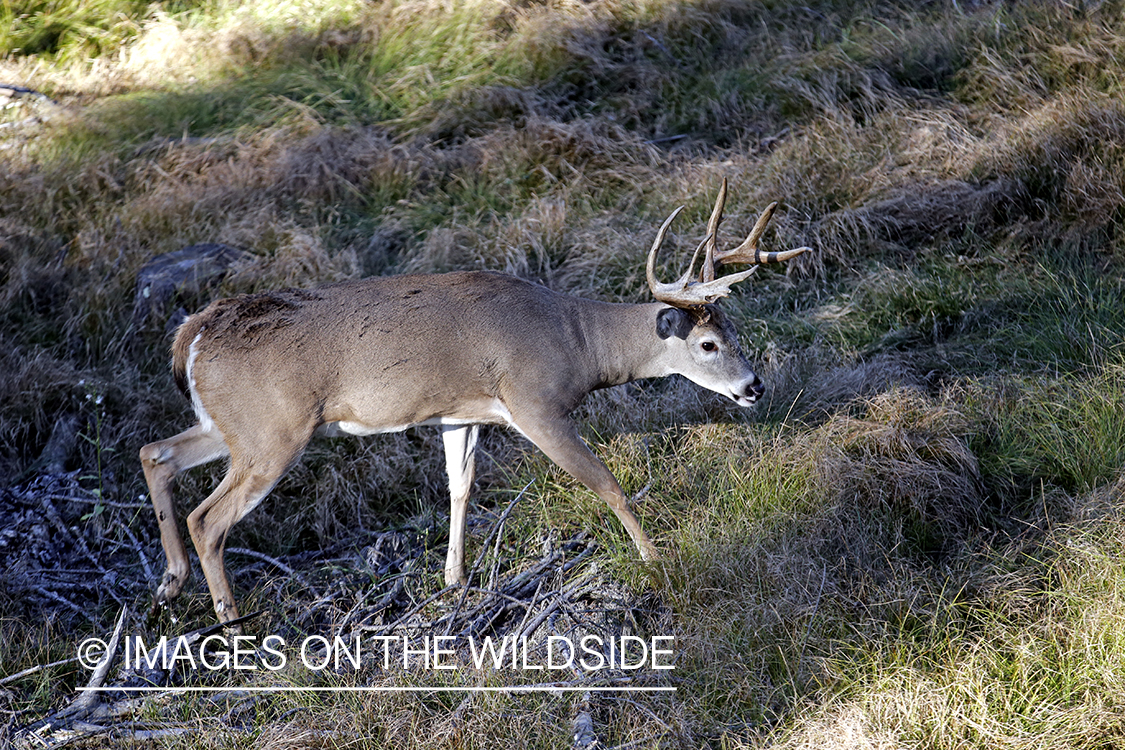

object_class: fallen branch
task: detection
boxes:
[17,606,129,747]
[0,85,58,105]
[226,547,296,576]
[118,523,154,585]
[444,481,532,636]
[0,658,80,687]
[61,607,127,719]
[32,589,94,624]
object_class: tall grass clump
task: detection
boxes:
[0,0,155,60]
[658,389,986,726]
[973,95,1125,247]
[773,475,1125,750]
[965,360,1125,499]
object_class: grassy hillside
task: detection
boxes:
[3,0,1125,746]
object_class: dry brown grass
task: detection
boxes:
[6,0,1125,747]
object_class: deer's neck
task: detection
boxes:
[576,301,670,389]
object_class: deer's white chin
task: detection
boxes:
[730,391,759,407]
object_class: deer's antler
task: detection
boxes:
[646,179,811,308]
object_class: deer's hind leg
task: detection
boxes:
[186,429,312,624]
[442,424,479,587]
[140,425,230,607]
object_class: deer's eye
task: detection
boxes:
[701,341,718,352]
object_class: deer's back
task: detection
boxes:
[175,271,597,433]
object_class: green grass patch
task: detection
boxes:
[966,361,1125,498]
[1,0,156,60]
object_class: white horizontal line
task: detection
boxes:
[78,685,675,693]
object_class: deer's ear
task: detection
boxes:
[656,307,694,340]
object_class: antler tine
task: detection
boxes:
[714,201,812,266]
[646,186,811,309]
[646,206,691,298]
[647,204,757,308]
[700,178,728,284]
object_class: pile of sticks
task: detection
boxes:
[8,481,674,748]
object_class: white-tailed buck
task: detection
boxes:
[140,180,809,624]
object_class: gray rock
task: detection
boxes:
[131,243,252,329]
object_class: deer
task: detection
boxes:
[139,179,810,625]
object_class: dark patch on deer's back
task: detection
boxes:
[201,289,321,343]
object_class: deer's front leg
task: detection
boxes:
[512,414,658,561]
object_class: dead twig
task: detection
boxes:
[512,580,545,639]
[359,584,461,635]
[445,481,533,635]
[0,658,80,687]
[347,576,407,629]
[32,589,94,624]
[118,523,154,585]
[52,495,148,510]
[226,547,296,576]
[518,591,568,642]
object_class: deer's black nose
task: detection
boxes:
[748,376,764,401]
[736,374,764,404]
